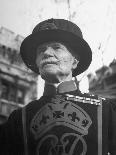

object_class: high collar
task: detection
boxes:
[43,80,77,96]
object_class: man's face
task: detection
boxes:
[36,42,78,82]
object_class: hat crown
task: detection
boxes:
[32,18,83,39]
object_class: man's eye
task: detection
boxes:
[52,44,61,50]
[37,46,47,53]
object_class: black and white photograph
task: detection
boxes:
[0,0,116,154]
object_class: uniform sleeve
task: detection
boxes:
[0,109,24,154]
[108,99,116,155]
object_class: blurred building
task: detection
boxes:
[109,59,116,74]
[0,27,38,124]
[88,59,116,99]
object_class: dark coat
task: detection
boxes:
[0,87,116,155]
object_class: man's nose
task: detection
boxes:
[44,46,55,55]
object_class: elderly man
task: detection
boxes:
[0,18,116,155]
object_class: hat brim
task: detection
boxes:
[20,29,92,76]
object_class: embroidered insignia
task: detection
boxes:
[31,100,92,139]
[30,97,93,155]
[30,94,95,155]
[36,133,87,155]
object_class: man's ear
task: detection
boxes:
[72,58,79,70]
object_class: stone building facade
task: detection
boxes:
[88,59,116,99]
[0,27,38,124]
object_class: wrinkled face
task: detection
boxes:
[36,42,78,82]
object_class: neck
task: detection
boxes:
[42,73,74,95]
[45,75,73,88]
[43,79,78,96]
[43,72,73,85]
[43,82,58,96]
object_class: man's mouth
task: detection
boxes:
[40,60,58,67]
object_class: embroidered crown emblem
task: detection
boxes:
[30,98,92,139]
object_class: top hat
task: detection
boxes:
[20,18,92,76]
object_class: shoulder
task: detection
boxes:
[103,98,116,111]
[25,97,50,111]
[6,108,22,126]
[24,99,42,112]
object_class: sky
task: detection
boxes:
[0,0,116,94]
[0,0,70,36]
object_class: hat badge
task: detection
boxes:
[39,21,58,31]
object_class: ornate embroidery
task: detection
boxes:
[30,98,92,155]
[36,133,87,155]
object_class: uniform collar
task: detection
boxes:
[43,80,77,96]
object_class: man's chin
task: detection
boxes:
[40,70,61,83]
[41,69,57,75]
[41,73,59,83]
